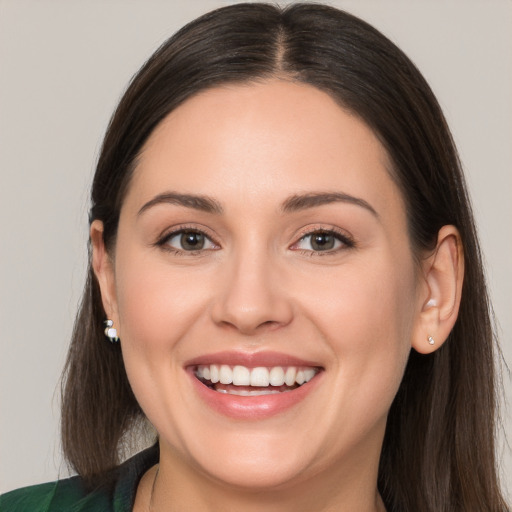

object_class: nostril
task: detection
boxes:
[217,318,288,336]
[259,320,284,331]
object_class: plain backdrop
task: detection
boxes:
[1,0,511,498]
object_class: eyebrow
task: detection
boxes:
[137,190,378,218]
[281,192,379,218]
[138,192,223,216]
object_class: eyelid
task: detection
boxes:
[289,225,355,253]
[155,224,220,252]
[153,223,354,255]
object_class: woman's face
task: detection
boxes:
[98,80,427,490]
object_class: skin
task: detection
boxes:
[92,80,463,511]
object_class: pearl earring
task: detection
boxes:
[427,335,435,345]
[104,319,119,343]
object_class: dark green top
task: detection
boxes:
[0,445,159,512]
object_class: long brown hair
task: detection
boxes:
[61,4,508,510]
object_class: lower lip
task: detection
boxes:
[188,370,322,420]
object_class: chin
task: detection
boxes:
[195,449,314,491]
[159,422,322,491]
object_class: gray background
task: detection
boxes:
[1,0,510,498]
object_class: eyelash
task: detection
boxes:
[291,226,355,256]
[155,225,355,256]
[155,225,219,256]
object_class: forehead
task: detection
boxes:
[128,80,404,219]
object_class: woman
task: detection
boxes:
[1,3,508,511]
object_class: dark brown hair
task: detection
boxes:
[61,3,508,510]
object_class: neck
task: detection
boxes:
[140,441,386,512]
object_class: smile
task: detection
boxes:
[195,364,319,396]
[186,351,324,419]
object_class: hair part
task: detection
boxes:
[61,3,507,509]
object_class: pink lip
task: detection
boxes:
[184,350,322,368]
[185,351,324,420]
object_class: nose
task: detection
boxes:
[211,250,294,335]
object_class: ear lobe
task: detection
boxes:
[90,220,118,322]
[412,225,464,354]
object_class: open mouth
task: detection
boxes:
[195,364,320,396]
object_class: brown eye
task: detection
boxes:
[293,229,353,253]
[310,232,336,251]
[180,231,205,250]
[163,229,216,252]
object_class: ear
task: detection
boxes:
[90,220,118,324]
[412,225,464,354]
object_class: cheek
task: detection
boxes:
[111,248,216,436]
[316,261,417,454]
[304,252,417,403]
[308,252,415,335]
[113,246,212,361]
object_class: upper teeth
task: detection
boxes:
[196,365,317,387]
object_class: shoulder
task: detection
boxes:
[0,480,59,512]
[0,476,111,512]
[0,444,159,512]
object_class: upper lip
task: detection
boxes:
[184,350,323,369]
